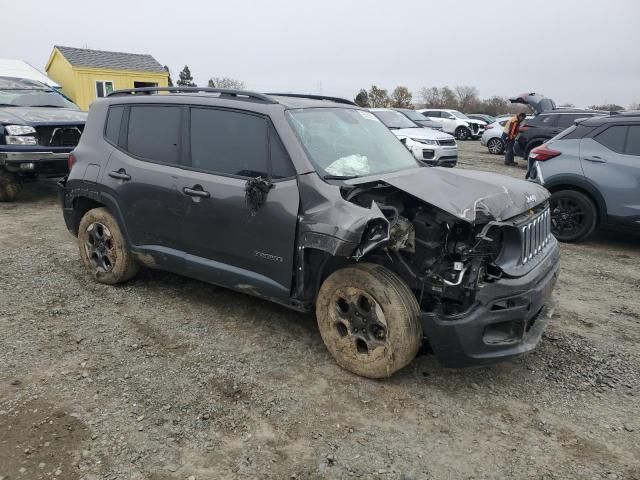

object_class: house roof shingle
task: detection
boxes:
[55,46,166,73]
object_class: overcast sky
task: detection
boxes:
[3,0,639,107]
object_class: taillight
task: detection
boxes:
[529,144,561,161]
[68,153,76,171]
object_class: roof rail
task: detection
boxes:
[265,93,356,106]
[107,86,277,103]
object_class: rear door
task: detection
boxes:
[102,104,188,267]
[179,106,300,300]
[580,123,640,221]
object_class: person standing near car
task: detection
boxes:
[503,112,526,165]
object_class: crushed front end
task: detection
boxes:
[303,168,560,367]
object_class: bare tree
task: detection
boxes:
[455,85,479,112]
[208,77,246,90]
[419,87,443,108]
[368,85,390,108]
[390,86,413,108]
[629,102,640,110]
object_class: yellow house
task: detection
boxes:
[45,46,169,111]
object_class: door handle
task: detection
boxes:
[108,169,131,180]
[584,156,607,163]
[182,186,210,198]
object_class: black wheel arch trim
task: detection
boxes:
[543,174,608,225]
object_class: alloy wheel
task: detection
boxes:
[84,222,115,272]
[487,138,504,154]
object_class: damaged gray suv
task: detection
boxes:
[59,87,560,378]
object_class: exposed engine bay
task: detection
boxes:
[342,181,507,315]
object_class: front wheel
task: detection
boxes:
[455,126,471,140]
[316,263,422,378]
[550,190,597,242]
[78,207,139,284]
[487,137,504,154]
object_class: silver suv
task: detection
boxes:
[529,113,640,242]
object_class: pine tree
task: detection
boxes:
[177,65,196,87]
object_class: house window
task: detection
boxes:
[95,81,114,98]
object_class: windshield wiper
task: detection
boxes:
[322,174,360,180]
[33,105,63,108]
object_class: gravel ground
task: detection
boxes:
[1,141,639,480]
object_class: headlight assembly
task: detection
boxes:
[410,137,437,146]
[4,125,36,136]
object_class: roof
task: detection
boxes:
[53,46,166,73]
[580,113,640,126]
[0,59,60,87]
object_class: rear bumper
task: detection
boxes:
[0,150,69,176]
[422,239,560,367]
[57,177,77,234]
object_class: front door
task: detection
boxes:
[179,106,299,301]
[580,123,640,221]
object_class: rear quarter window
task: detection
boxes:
[104,105,125,145]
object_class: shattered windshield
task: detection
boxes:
[0,89,78,109]
[287,108,418,179]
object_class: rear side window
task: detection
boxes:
[127,105,182,164]
[538,114,558,127]
[190,108,268,177]
[425,111,439,117]
[625,125,640,156]
[104,105,125,145]
[595,125,627,153]
[557,124,596,140]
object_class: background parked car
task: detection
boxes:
[370,108,458,166]
[509,92,606,159]
[0,76,86,202]
[394,108,444,131]
[481,115,534,155]
[467,114,495,125]
[528,112,640,242]
[417,108,486,140]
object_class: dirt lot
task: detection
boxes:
[1,141,639,480]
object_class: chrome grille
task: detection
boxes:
[521,208,551,264]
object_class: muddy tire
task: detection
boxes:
[78,207,139,284]
[316,263,422,379]
[0,169,21,202]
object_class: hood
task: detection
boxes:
[347,167,550,223]
[391,127,454,141]
[509,93,556,114]
[0,106,87,125]
[464,118,486,126]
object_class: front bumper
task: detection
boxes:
[421,239,560,367]
[0,150,70,176]
[410,144,458,167]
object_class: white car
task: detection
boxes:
[417,109,486,140]
[370,108,458,167]
[481,115,534,154]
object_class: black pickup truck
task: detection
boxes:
[0,76,87,201]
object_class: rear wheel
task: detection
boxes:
[455,127,471,140]
[78,207,139,284]
[550,190,597,242]
[487,137,504,154]
[0,169,21,202]
[315,263,422,378]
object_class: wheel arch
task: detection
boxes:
[69,190,132,245]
